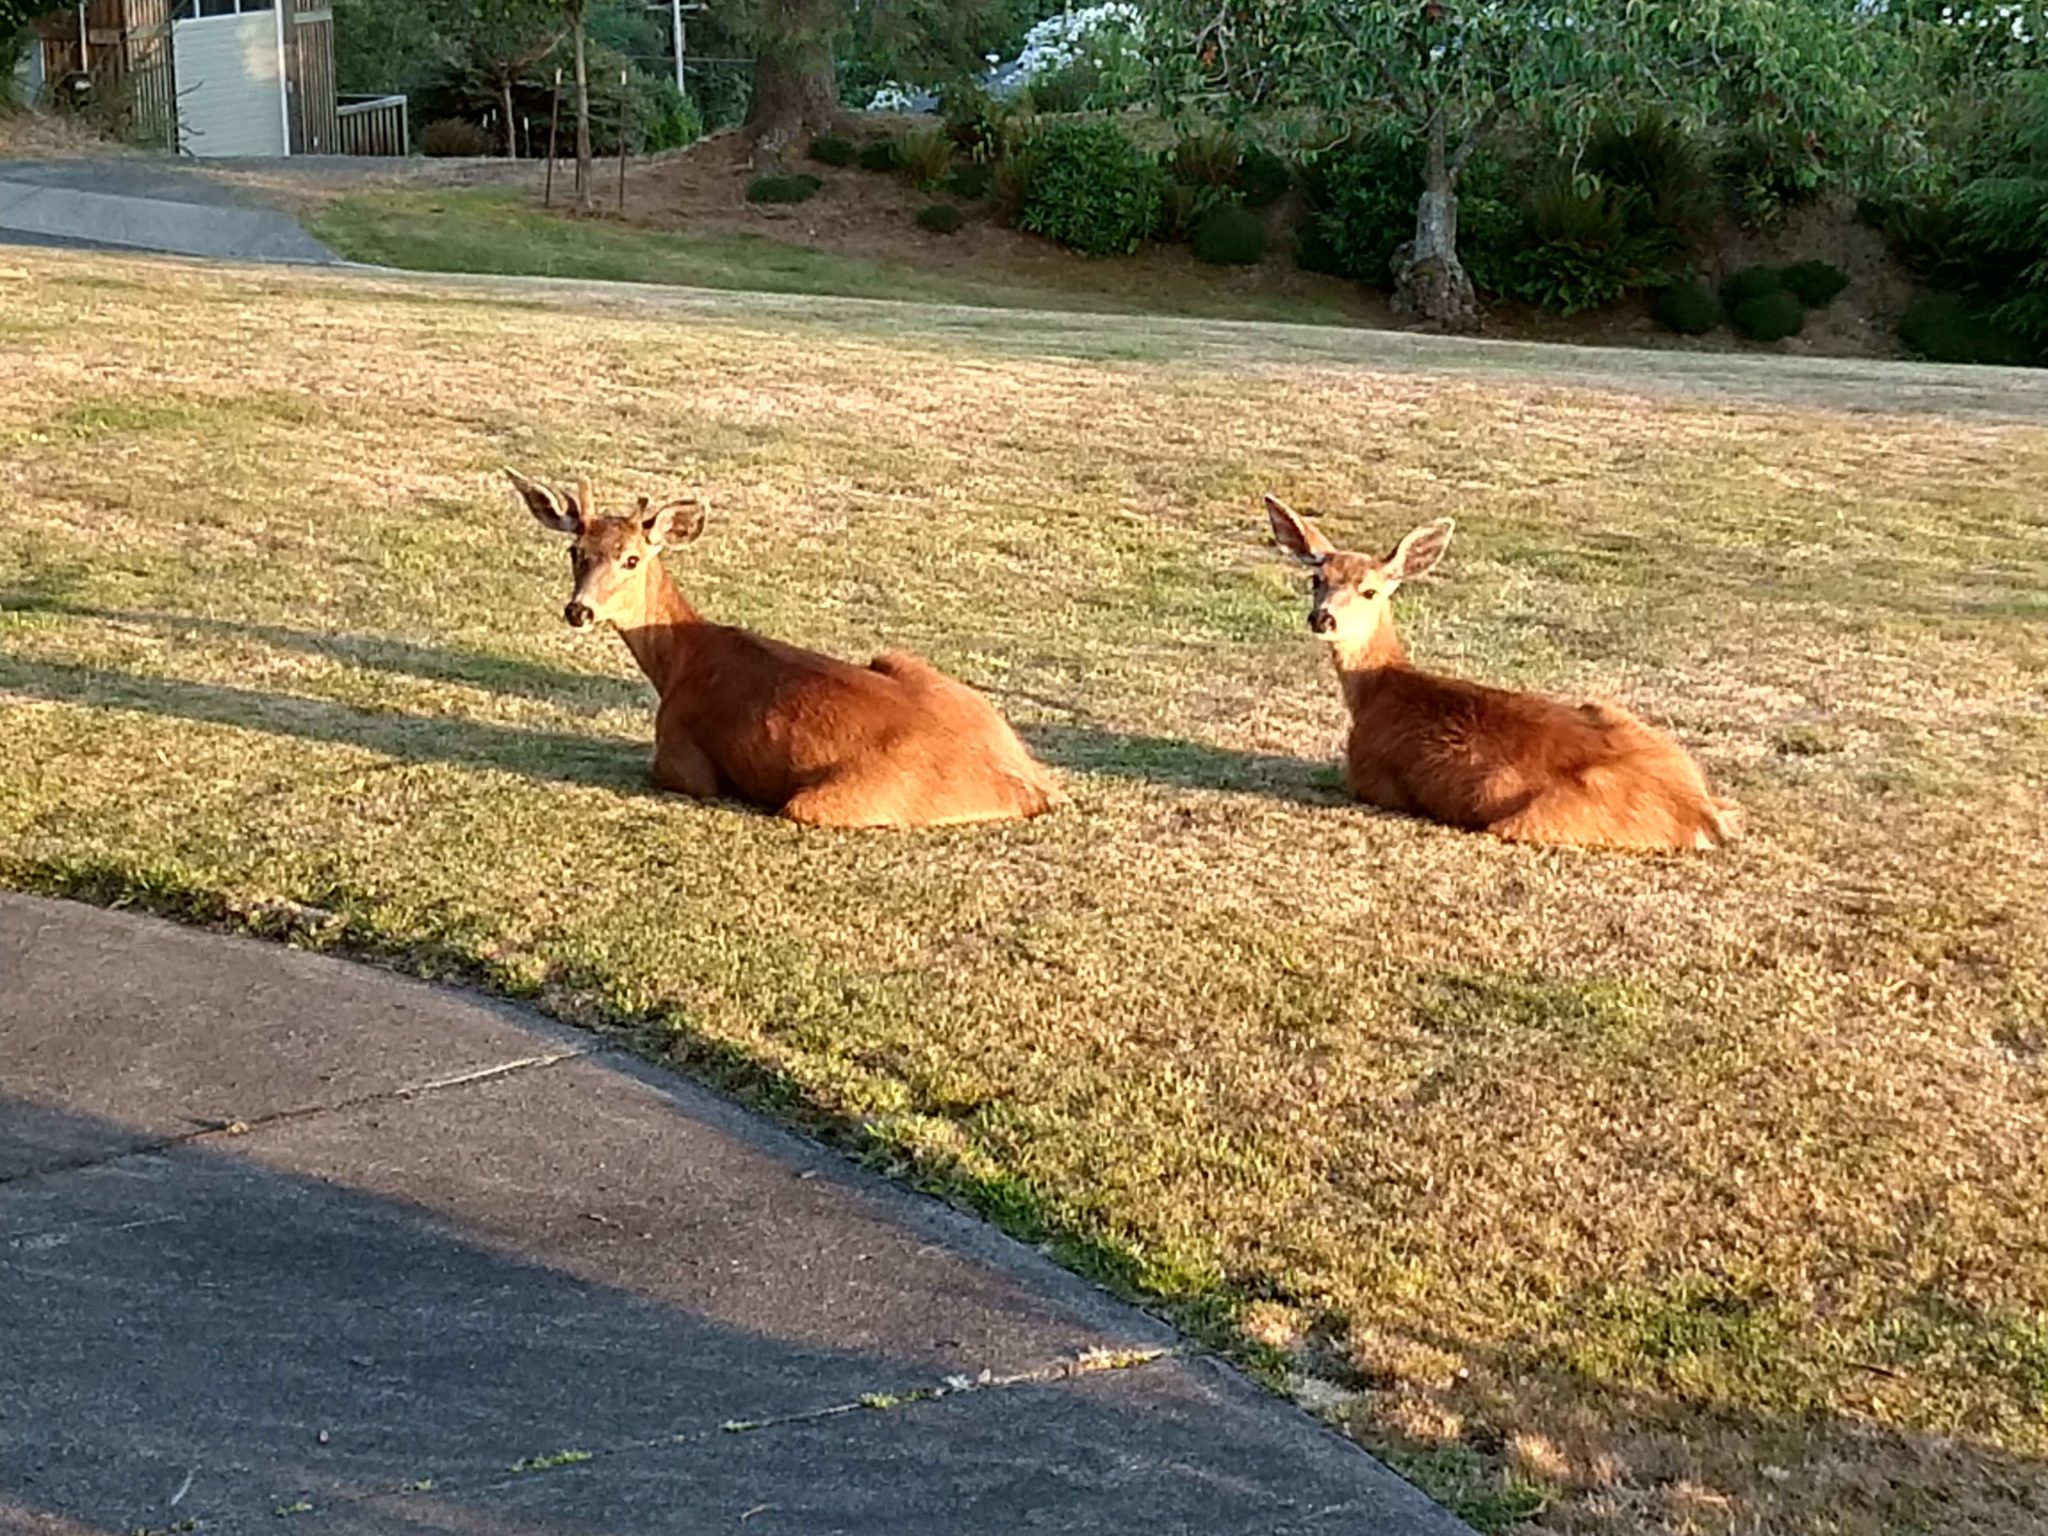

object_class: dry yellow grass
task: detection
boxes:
[2,252,2045,1534]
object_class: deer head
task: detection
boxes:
[507,469,706,630]
[1264,495,1453,650]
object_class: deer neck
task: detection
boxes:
[615,561,703,691]
[1327,614,1409,684]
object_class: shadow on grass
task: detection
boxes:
[0,654,650,794]
[5,596,1345,805]
[0,596,647,713]
[1022,723,1341,805]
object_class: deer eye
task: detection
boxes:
[623,556,641,570]
[1361,588,1378,601]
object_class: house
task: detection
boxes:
[28,0,403,157]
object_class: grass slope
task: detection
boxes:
[3,252,2046,1534]
[307,188,1376,327]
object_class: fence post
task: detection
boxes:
[617,68,630,215]
[544,69,561,208]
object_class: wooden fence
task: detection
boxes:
[335,94,408,157]
[34,0,177,151]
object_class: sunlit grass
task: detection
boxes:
[2,251,2046,1534]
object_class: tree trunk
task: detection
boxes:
[501,78,518,158]
[1390,114,1478,331]
[572,14,594,211]
[744,1,842,173]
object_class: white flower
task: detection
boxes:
[866,81,920,112]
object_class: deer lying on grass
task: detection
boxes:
[509,470,1057,828]
[1265,496,1737,852]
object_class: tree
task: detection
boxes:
[563,0,594,209]
[740,0,846,170]
[1148,0,1920,328]
[435,0,563,157]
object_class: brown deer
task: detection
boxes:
[1264,496,1737,852]
[509,469,1058,829]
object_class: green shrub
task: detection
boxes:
[1298,126,1518,292]
[1237,143,1290,208]
[915,202,965,235]
[990,144,1038,224]
[1296,125,1422,283]
[809,134,857,168]
[1897,294,2037,365]
[1778,259,1849,307]
[895,125,954,190]
[1024,62,1096,115]
[947,160,994,200]
[420,118,491,158]
[1293,222,1346,276]
[1858,194,1971,285]
[1721,121,1831,227]
[1017,121,1163,256]
[631,74,702,154]
[1500,173,1664,315]
[1169,132,1241,189]
[857,138,899,173]
[746,174,821,205]
[1720,264,1788,312]
[1729,289,1806,342]
[1653,279,1721,335]
[1154,181,1231,243]
[939,80,1011,161]
[1955,74,2048,353]
[1191,203,1265,265]
[1584,110,1712,251]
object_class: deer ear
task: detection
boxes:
[1265,495,1335,564]
[506,468,582,534]
[1388,518,1454,583]
[644,497,706,551]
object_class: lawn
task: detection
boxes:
[2,251,2046,1535]
[307,187,1381,327]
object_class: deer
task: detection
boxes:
[1263,496,1738,852]
[508,469,1058,829]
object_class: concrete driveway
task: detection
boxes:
[0,157,335,263]
[0,893,1471,1536]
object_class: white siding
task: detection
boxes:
[171,10,286,157]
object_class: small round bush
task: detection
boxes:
[857,138,900,173]
[809,135,857,168]
[946,161,993,201]
[1017,121,1163,256]
[746,174,821,205]
[1730,288,1806,342]
[1719,264,1786,312]
[1897,294,2036,365]
[1237,144,1290,208]
[1191,203,1265,266]
[1654,278,1720,335]
[916,202,965,235]
[1777,259,1849,308]
[420,118,492,158]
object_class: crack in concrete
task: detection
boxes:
[0,1046,608,1191]
[128,1346,1186,1534]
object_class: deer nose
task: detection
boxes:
[564,602,594,628]
[1309,610,1335,635]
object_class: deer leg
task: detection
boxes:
[651,733,720,800]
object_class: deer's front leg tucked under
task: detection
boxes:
[651,730,720,799]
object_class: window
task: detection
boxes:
[174,0,277,18]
